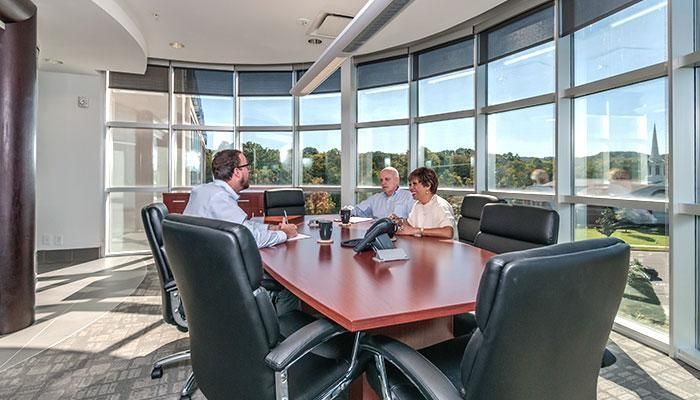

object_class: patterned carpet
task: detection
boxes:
[0,261,699,399]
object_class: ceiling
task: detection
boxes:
[33,0,506,75]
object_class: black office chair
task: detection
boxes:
[141,203,197,399]
[455,203,560,336]
[363,238,631,400]
[162,214,365,400]
[457,194,503,244]
[472,203,560,253]
[264,188,306,216]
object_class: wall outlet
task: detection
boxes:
[53,235,63,246]
[41,234,51,246]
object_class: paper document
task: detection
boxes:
[286,233,311,242]
[349,217,373,224]
[373,248,409,262]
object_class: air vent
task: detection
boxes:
[307,13,353,39]
[342,0,412,52]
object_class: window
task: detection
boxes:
[238,72,293,126]
[108,192,162,253]
[173,68,234,126]
[241,131,293,185]
[416,39,475,115]
[575,204,669,334]
[109,128,169,187]
[298,69,341,125]
[487,104,555,192]
[573,78,667,199]
[481,4,555,105]
[418,118,475,188]
[300,130,341,185]
[108,66,169,124]
[357,125,409,186]
[357,57,409,122]
[173,131,235,187]
[571,0,667,85]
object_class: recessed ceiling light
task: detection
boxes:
[169,41,185,49]
[43,58,63,65]
[307,38,322,45]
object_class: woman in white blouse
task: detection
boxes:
[394,167,457,240]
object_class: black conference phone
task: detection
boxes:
[340,218,398,252]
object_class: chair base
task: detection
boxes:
[151,349,191,378]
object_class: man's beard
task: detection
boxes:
[240,175,250,190]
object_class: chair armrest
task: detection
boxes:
[361,336,462,400]
[164,280,177,293]
[265,318,345,371]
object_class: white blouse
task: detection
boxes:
[407,195,457,240]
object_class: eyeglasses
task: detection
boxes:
[237,163,250,170]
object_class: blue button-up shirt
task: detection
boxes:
[352,188,415,219]
[183,180,286,248]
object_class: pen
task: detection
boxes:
[283,210,288,225]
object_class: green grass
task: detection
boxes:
[575,228,668,251]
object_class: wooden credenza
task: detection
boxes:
[163,190,264,218]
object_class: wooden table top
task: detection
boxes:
[257,216,495,332]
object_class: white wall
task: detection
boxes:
[36,71,104,251]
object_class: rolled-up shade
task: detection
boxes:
[414,38,474,80]
[109,65,169,92]
[357,56,408,90]
[296,69,340,94]
[174,68,233,96]
[479,4,554,64]
[238,71,292,96]
[560,0,642,36]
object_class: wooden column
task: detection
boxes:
[0,8,38,334]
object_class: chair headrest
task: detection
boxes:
[460,194,502,219]
[264,188,305,209]
[475,237,628,330]
[163,214,263,288]
[479,204,559,245]
[142,203,169,246]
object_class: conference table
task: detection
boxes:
[256,216,494,399]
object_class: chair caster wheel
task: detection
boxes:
[151,366,163,379]
[180,395,191,400]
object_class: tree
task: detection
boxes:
[595,208,620,237]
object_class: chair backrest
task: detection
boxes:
[457,194,503,244]
[162,214,282,400]
[473,204,559,253]
[264,188,306,216]
[461,238,630,400]
[141,203,177,325]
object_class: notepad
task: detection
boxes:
[286,233,311,242]
[372,248,409,262]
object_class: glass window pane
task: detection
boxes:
[296,69,340,94]
[173,94,234,126]
[418,118,475,188]
[173,131,235,187]
[480,4,554,64]
[241,132,293,185]
[487,104,555,192]
[561,0,641,35]
[173,68,233,96]
[109,128,168,187]
[573,0,667,85]
[575,204,669,335]
[299,92,341,125]
[239,97,292,126]
[357,57,408,90]
[108,192,162,253]
[238,71,292,96]
[574,78,667,199]
[357,125,409,186]
[357,83,409,123]
[109,65,168,92]
[418,68,475,115]
[356,192,376,203]
[305,191,341,215]
[415,39,474,80]
[300,130,341,185]
[108,89,168,124]
[487,41,555,105]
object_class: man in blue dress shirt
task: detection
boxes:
[353,167,414,219]
[184,149,299,314]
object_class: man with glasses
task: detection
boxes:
[184,149,298,246]
[184,149,300,315]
